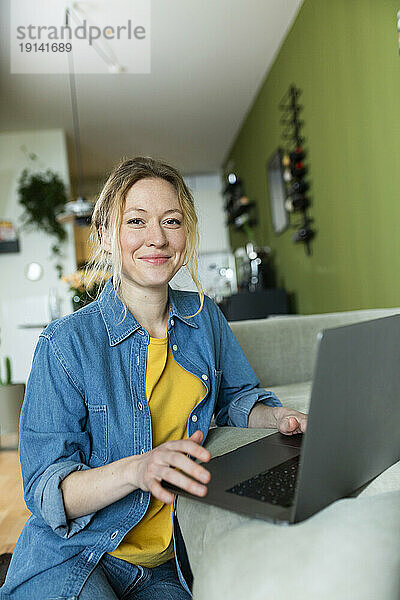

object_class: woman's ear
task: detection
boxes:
[99,225,112,253]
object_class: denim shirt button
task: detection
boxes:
[170,319,175,326]
[138,401,143,410]
[191,414,198,422]
[140,448,145,454]
[138,330,145,336]
[201,374,208,381]
[110,530,119,540]
[172,344,178,351]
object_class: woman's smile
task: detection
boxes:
[138,254,171,264]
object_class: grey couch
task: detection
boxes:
[176,308,400,600]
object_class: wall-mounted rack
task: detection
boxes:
[222,175,257,234]
[279,84,316,255]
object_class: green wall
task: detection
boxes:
[224,0,400,314]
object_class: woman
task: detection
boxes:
[0,157,307,600]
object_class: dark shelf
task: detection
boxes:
[218,289,288,322]
[0,240,20,253]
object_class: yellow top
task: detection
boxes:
[109,334,206,567]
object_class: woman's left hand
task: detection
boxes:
[273,407,308,435]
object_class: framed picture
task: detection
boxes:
[266,148,288,234]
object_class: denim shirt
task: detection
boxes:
[1,279,281,599]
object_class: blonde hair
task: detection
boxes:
[86,156,204,319]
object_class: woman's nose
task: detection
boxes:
[145,222,167,246]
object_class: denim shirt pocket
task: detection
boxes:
[87,404,109,466]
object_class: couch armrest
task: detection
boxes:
[192,489,400,600]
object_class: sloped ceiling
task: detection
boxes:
[0,0,303,179]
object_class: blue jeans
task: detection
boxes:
[77,554,191,600]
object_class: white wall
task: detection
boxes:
[172,172,236,296]
[0,129,76,383]
[183,172,229,253]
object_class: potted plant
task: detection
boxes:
[17,163,68,278]
[0,357,25,450]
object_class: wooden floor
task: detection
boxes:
[0,437,30,554]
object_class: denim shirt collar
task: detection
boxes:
[98,278,199,346]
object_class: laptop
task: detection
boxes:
[162,314,400,524]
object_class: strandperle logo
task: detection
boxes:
[10,0,151,74]
[16,20,146,46]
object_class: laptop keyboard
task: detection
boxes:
[226,455,300,507]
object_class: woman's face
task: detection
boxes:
[118,177,187,292]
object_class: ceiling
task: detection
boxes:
[0,0,303,182]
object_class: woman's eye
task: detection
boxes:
[127,218,144,225]
[165,218,181,225]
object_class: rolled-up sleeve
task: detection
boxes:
[19,335,96,538]
[213,302,281,428]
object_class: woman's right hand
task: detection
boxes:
[132,429,211,504]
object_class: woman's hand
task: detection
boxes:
[132,430,211,504]
[273,406,308,435]
[248,403,307,434]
